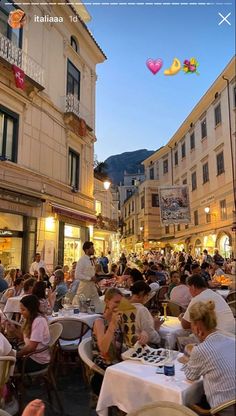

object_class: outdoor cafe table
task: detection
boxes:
[159,316,189,349]
[96,359,203,416]
[3,296,22,318]
[48,311,100,328]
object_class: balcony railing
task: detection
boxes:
[0,33,45,87]
[64,94,94,130]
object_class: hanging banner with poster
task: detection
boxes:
[159,185,191,224]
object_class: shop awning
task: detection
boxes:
[51,203,97,224]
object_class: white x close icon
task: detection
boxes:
[218,12,231,26]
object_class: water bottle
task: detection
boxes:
[164,333,175,379]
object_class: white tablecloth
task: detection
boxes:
[4,296,22,316]
[48,312,100,328]
[159,316,189,349]
[96,359,203,416]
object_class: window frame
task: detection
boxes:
[181,142,186,159]
[67,59,81,100]
[68,148,80,190]
[191,171,197,191]
[220,199,227,220]
[152,193,159,207]
[0,104,19,163]
[174,150,178,166]
[149,166,154,180]
[201,118,207,140]
[194,210,199,226]
[202,162,209,184]
[70,36,78,53]
[214,103,221,126]
[163,159,168,174]
[0,2,23,48]
[216,151,225,176]
[140,195,145,209]
[190,132,195,150]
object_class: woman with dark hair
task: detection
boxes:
[17,295,50,372]
[126,268,144,289]
[32,281,55,315]
[38,267,51,289]
[130,281,162,346]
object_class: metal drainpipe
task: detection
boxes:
[222,76,236,222]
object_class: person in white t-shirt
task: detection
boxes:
[17,294,50,372]
[170,274,192,308]
[180,274,235,334]
[29,253,47,277]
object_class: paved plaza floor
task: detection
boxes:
[22,367,97,416]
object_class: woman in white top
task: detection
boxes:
[4,269,16,287]
[184,300,235,411]
[130,281,162,346]
[17,295,50,372]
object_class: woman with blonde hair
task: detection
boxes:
[183,300,235,414]
[92,288,123,395]
[4,268,16,287]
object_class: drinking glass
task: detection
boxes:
[162,302,168,320]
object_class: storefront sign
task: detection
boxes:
[0,230,13,236]
[159,186,191,224]
[200,195,215,206]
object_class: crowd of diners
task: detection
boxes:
[0,247,235,414]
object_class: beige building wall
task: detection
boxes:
[93,177,119,259]
[0,3,106,271]
[139,57,236,256]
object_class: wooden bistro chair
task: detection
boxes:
[127,401,198,416]
[14,322,64,415]
[78,337,105,409]
[52,318,90,369]
[167,301,186,317]
[191,399,236,416]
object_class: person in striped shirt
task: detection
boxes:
[183,300,235,413]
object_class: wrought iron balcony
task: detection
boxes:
[0,33,45,87]
[64,94,94,130]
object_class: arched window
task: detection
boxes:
[70,36,78,53]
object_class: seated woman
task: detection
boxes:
[183,300,235,413]
[17,294,50,372]
[126,268,144,289]
[38,267,51,289]
[130,281,162,346]
[92,288,123,395]
[32,281,55,316]
[0,277,24,306]
[92,288,123,370]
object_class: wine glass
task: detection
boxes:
[162,302,168,320]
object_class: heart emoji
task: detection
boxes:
[146,58,163,75]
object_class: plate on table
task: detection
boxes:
[122,343,177,366]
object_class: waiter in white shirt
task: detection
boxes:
[29,253,47,276]
[75,241,103,313]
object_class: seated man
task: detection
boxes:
[170,274,191,308]
[180,274,235,334]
